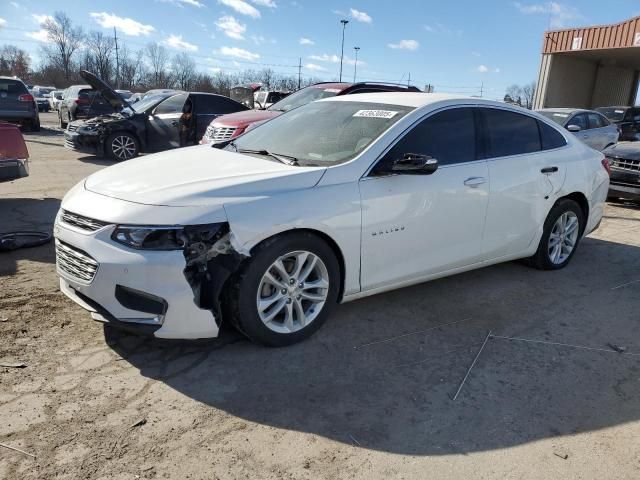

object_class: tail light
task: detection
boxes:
[75,97,90,105]
[601,157,611,176]
[18,94,34,102]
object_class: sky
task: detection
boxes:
[1,0,639,99]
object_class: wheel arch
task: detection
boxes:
[559,191,589,231]
[242,227,347,302]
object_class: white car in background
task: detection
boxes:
[49,90,64,111]
[54,93,609,346]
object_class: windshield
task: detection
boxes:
[538,111,570,126]
[596,107,626,122]
[122,95,167,115]
[227,101,413,166]
[267,85,345,113]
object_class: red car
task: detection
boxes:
[200,81,421,145]
[0,122,29,182]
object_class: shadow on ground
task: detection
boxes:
[107,236,640,456]
[0,197,59,277]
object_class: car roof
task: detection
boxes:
[320,92,492,108]
[538,107,593,114]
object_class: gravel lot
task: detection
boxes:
[1,112,640,479]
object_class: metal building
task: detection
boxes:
[533,16,640,109]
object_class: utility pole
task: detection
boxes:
[113,27,120,89]
[339,19,349,82]
[298,57,302,90]
[480,81,484,97]
[353,46,360,82]
[407,72,411,87]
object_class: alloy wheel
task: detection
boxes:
[256,250,330,334]
[547,211,579,265]
[111,135,136,160]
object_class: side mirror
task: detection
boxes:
[391,153,438,175]
[567,124,581,132]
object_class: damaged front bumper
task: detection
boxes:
[54,214,239,340]
[64,130,102,156]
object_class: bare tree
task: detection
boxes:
[145,43,169,88]
[0,45,30,78]
[505,84,523,106]
[119,46,145,90]
[41,12,84,81]
[520,81,536,110]
[85,31,114,82]
[171,53,197,90]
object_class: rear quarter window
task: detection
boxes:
[538,120,567,150]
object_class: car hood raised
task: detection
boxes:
[84,145,326,207]
[214,109,281,128]
[80,70,130,111]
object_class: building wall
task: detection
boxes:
[591,65,636,107]
[542,55,598,108]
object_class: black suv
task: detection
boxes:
[0,77,40,131]
[58,83,117,128]
[64,70,249,160]
[596,106,640,141]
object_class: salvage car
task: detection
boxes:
[537,108,618,151]
[64,70,249,160]
[596,106,640,141]
[603,142,640,201]
[58,83,116,128]
[55,93,609,346]
[201,82,421,144]
[0,76,40,131]
[0,122,29,182]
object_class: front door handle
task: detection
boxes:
[541,166,559,174]
[464,177,486,187]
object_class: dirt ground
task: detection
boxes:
[1,112,640,480]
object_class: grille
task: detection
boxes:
[60,210,109,232]
[208,126,237,143]
[64,139,76,149]
[56,240,99,283]
[67,124,78,132]
[609,157,640,172]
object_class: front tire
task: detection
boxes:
[106,132,139,161]
[527,199,584,270]
[227,232,340,347]
[59,111,67,129]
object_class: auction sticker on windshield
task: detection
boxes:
[353,110,399,119]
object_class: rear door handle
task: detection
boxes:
[464,177,486,187]
[541,166,559,174]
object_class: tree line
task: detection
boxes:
[504,82,537,110]
[0,11,322,96]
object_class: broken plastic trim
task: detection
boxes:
[181,222,247,326]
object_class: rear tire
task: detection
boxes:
[30,116,40,132]
[226,232,340,347]
[527,199,584,270]
[106,132,139,161]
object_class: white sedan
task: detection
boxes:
[54,93,610,346]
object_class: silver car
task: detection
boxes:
[537,108,619,151]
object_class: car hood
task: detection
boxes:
[84,145,326,207]
[604,142,640,161]
[214,109,281,128]
[80,70,130,111]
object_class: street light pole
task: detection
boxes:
[339,19,349,82]
[353,46,360,82]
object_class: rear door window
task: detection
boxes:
[194,94,245,114]
[383,107,477,166]
[588,113,605,129]
[482,108,541,158]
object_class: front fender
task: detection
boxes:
[223,183,362,296]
